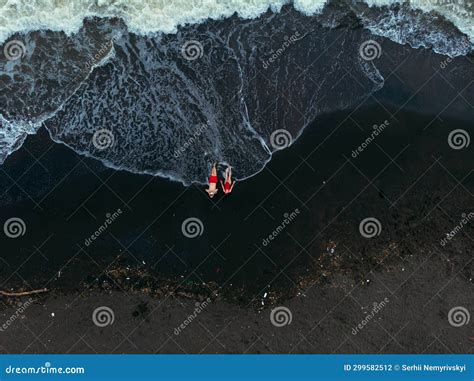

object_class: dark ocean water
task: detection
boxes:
[0,1,473,185]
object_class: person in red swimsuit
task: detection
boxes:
[220,166,236,195]
[205,163,219,198]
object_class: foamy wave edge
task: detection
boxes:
[0,0,473,48]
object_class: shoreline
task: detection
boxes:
[1,103,472,304]
[0,100,472,353]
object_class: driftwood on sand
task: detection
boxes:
[0,288,49,297]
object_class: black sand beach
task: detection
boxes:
[0,101,472,353]
[0,1,473,355]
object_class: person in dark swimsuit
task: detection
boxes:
[205,163,219,198]
[220,166,236,195]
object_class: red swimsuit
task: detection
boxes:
[209,175,218,184]
[224,182,231,191]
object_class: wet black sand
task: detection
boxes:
[1,253,473,354]
[1,22,473,352]
[0,100,472,353]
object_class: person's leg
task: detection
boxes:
[211,163,217,176]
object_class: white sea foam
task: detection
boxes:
[0,0,289,44]
[414,0,474,42]
[0,0,472,45]
[364,0,474,43]
[0,114,40,163]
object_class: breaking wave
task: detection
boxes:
[0,1,472,44]
[0,0,472,184]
